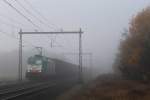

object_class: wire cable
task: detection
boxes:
[14,0,50,30]
[23,0,60,30]
[0,29,38,48]
[22,0,68,48]
[3,0,41,30]
[0,19,21,29]
[0,14,31,28]
[21,0,61,48]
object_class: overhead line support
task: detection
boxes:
[19,29,23,82]
[18,29,83,83]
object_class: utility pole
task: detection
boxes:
[19,29,23,82]
[79,28,82,83]
[89,53,93,80]
[18,29,83,83]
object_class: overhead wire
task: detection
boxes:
[0,17,32,38]
[0,19,21,29]
[23,0,60,30]
[0,29,38,49]
[0,0,56,51]
[0,29,18,40]
[22,0,63,47]
[22,0,61,49]
[14,0,50,30]
[1,0,73,52]
[2,0,41,30]
[0,14,31,28]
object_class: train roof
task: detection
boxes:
[30,55,78,67]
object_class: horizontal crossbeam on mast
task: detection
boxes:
[62,52,92,55]
[18,28,84,84]
[19,31,83,34]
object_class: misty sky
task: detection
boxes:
[0,0,149,74]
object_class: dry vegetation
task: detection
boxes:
[71,77,150,100]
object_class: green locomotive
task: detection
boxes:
[26,55,55,80]
[26,54,78,81]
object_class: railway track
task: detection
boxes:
[0,81,56,100]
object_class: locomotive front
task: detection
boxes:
[26,55,43,79]
[26,55,56,80]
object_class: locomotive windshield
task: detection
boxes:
[36,60,42,65]
[27,56,42,73]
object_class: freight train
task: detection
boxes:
[26,54,78,81]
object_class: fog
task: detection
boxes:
[0,0,149,80]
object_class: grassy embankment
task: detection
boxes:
[68,74,150,100]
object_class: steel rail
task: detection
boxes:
[0,82,49,94]
[0,82,56,100]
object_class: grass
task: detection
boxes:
[70,75,150,100]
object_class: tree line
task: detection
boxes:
[114,6,150,80]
